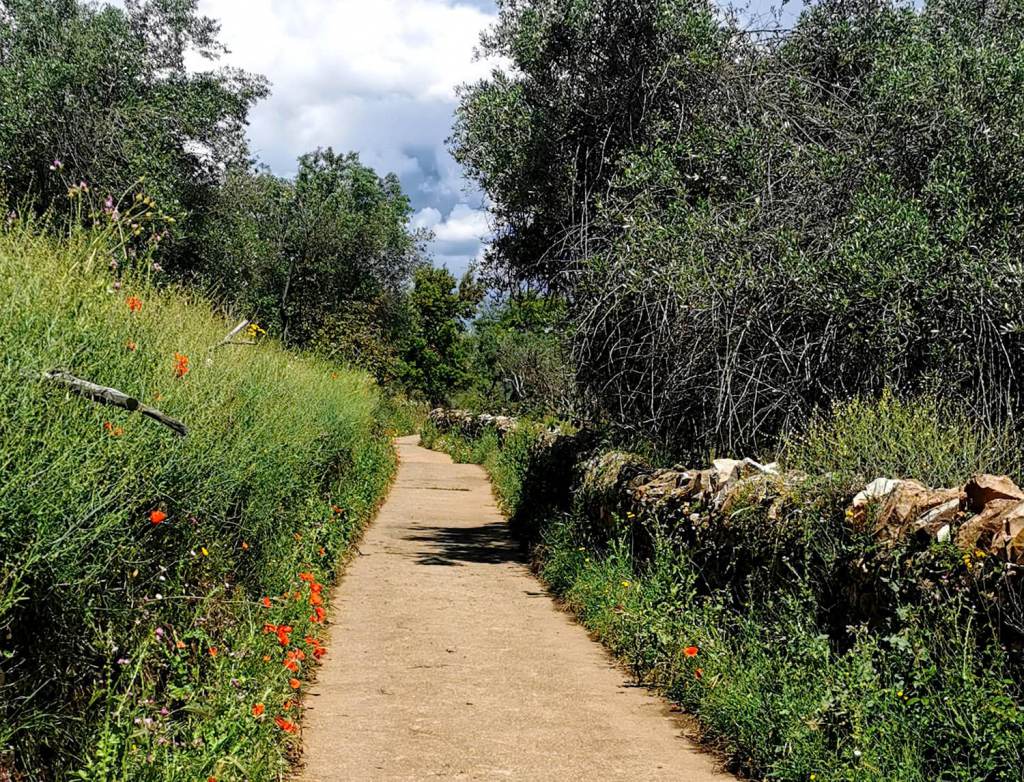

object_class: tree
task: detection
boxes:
[0,0,268,235]
[400,266,482,405]
[455,0,1024,455]
[193,150,425,374]
[451,0,725,288]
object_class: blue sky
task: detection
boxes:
[188,0,804,274]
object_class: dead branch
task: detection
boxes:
[39,370,188,437]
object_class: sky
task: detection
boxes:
[171,0,803,274]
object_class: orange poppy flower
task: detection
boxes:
[282,699,297,711]
[173,352,189,379]
[242,541,250,551]
[252,703,265,717]
[683,645,699,658]
[283,658,298,673]
[299,572,315,583]
[289,678,301,690]
[175,639,186,650]
[261,596,271,609]
[149,510,167,525]
[276,625,293,646]
[126,296,142,313]
[274,716,298,733]
[208,646,218,657]
[310,606,326,624]
[309,582,323,595]
[263,655,271,663]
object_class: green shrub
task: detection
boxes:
[0,222,395,780]
[782,391,1023,487]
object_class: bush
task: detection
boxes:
[0,222,395,780]
[782,391,1023,487]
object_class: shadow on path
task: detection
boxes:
[406,520,526,566]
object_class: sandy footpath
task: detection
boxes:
[297,435,727,781]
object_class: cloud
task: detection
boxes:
[413,203,491,266]
[183,0,498,273]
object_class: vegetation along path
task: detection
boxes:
[298,435,727,781]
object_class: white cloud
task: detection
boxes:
[187,0,498,272]
[432,203,490,243]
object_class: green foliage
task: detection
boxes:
[464,293,575,415]
[398,266,482,404]
[0,0,268,228]
[426,418,1024,781]
[0,1,428,388]
[194,150,422,369]
[0,222,395,780]
[456,0,1024,453]
[783,391,1024,487]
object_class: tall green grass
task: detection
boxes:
[0,222,395,780]
[427,418,1024,781]
[782,391,1023,487]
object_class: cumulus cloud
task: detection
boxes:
[184,0,498,273]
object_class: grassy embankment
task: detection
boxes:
[421,403,1024,782]
[0,222,396,781]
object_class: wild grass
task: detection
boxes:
[428,417,1024,781]
[782,391,1023,487]
[0,221,395,780]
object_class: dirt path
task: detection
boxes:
[297,435,727,781]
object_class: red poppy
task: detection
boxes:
[149,510,167,525]
[126,296,142,313]
[309,592,323,607]
[274,716,297,733]
[283,658,299,673]
[262,623,277,635]
[252,703,265,717]
[276,625,293,646]
[310,606,326,624]
[299,572,315,583]
[261,596,271,609]
[683,645,699,658]
[173,352,189,379]
[208,647,218,658]
[288,678,301,690]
